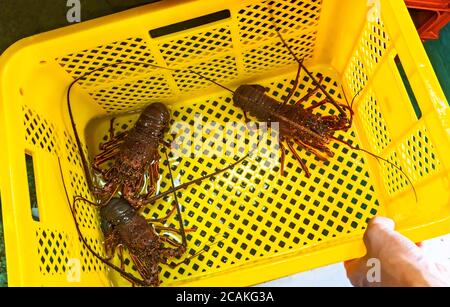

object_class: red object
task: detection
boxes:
[405,0,450,41]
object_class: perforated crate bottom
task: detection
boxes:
[75,66,380,286]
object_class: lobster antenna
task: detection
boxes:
[339,85,363,128]
[143,154,249,204]
[188,70,235,94]
[163,149,188,248]
[169,236,225,269]
[67,60,180,196]
[331,136,418,202]
[267,4,301,65]
[57,157,148,286]
[271,19,348,117]
[350,88,363,110]
[340,85,362,112]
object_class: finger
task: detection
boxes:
[343,259,355,272]
[343,258,362,286]
[365,216,422,258]
[345,257,374,287]
[367,216,395,232]
[362,216,395,251]
[344,258,362,275]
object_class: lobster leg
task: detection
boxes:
[98,142,122,155]
[117,244,125,271]
[166,237,224,269]
[166,251,198,269]
[280,141,287,176]
[161,140,172,148]
[128,163,159,208]
[98,117,127,151]
[109,117,116,140]
[91,163,109,177]
[146,204,177,224]
[149,162,159,195]
[244,111,250,123]
[297,75,324,105]
[100,133,126,150]
[103,233,120,261]
[159,236,184,248]
[300,63,348,118]
[155,225,197,235]
[300,137,335,158]
[130,253,158,286]
[160,246,186,259]
[94,145,120,161]
[305,98,328,111]
[295,139,328,161]
[282,59,303,106]
[93,150,120,170]
[95,180,121,205]
[286,141,311,178]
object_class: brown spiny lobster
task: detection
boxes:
[60,153,247,287]
[189,28,416,199]
[67,62,180,208]
[60,153,192,287]
[91,102,171,208]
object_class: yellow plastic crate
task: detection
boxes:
[1,0,449,286]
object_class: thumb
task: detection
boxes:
[344,217,394,273]
[362,217,395,254]
[363,216,420,258]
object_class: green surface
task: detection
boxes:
[0,0,158,54]
[424,24,450,102]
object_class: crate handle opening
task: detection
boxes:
[394,54,423,120]
[25,154,40,222]
[149,9,231,38]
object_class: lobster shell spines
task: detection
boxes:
[134,103,171,139]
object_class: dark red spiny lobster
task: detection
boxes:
[190,28,416,199]
[99,197,191,287]
[65,61,248,286]
[233,81,351,177]
[60,154,247,287]
[60,164,196,287]
[67,62,181,208]
[91,102,170,208]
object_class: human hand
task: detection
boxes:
[344,216,450,287]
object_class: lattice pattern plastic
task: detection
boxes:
[84,69,379,285]
[158,26,233,66]
[237,0,321,45]
[23,106,59,155]
[36,228,69,275]
[243,35,315,74]
[345,20,390,96]
[92,74,173,112]
[57,38,156,88]
[400,127,439,181]
[358,90,392,154]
